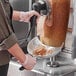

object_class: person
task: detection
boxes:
[0,0,40,76]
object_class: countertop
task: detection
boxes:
[10,56,76,76]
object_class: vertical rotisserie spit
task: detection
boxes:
[40,0,70,47]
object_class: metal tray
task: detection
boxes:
[27,36,63,58]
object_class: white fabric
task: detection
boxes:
[19,10,40,23]
[21,54,36,70]
[19,11,30,22]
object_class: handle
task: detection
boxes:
[30,15,37,23]
[29,15,37,39]
[19,66,25,71]
[25,15,37,39]
[30,15,37,30]
[19,16,37,71]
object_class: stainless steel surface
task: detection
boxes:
[7,57,76,76]
[32,57,76,76]
[72,0,76,59]
[7,61,44,76]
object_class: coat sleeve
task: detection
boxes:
[0,1,18,50]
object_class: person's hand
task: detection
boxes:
[19,10,40,23]
[21,54,36,70]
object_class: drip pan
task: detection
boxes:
[27,36,63,58]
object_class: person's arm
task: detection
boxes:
[12,11,20,21]
[8,43,26,63]
[0,2,36,70]
[7,43,36,70]
[12,10,40,22]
